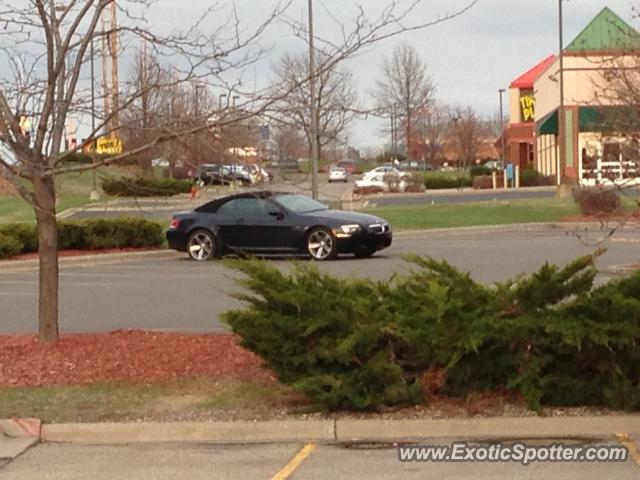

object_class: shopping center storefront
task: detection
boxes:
[500,56,556,172]
[504,7,640,185]
[537,106,640,184]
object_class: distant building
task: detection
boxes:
[499,55,556,171]
[501,7,640,185]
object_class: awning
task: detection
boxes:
[536,106,640,135]
[536,110,558,135]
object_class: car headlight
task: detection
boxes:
[333,224,361,238]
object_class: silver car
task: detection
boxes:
[328,167,348,183]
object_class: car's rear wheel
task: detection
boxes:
[354,246,376,258]
[187,229,216,261]
[307,227,337,261]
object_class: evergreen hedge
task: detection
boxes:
[101,177,192,197]
[224,251,640,411]
[0,218,164,259]
[423,175,473,190]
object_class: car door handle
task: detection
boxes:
[236,218,245,225]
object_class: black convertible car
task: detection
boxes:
[166,192,392,261]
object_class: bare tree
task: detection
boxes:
[0,0,287,341]
[449,106,485,167]
[273,125,307,162]
[373,44,436,160]
[413,103,449,166]
[270,52,357,162]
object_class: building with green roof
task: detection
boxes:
[531,7,640,185]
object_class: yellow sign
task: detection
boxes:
[520,94,535,122]
[96,137,123,155]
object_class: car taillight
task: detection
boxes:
[169,218,181,230]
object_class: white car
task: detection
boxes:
[328,167,348,183]
[362,165,403,180]
[355,173,408,192]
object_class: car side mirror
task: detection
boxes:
[269,211,285,220]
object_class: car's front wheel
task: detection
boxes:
[187,229,216,261]
[306,227,337,261]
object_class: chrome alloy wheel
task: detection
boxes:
[307,229,335,260]
[188,231,215,261]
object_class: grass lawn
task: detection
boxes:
[0,167,120,223]
[362,198,581,230]
[0,379,301,423]
[0,193,94,224]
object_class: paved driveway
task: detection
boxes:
[1,225,638,334]
[2,436,640,479]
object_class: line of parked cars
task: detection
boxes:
[197,163,272,186]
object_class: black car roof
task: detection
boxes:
[193,191,294,213]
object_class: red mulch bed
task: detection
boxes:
[9,247,163,261]
[0,330,274,387]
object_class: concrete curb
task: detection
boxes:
[0,419,41,461]
[0,249,176,270]
[34,416,640,445]
[394,221,640,237]
[0,419,41,439]
[41,420,335,444]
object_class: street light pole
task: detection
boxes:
[218,93,227,111]
[498,88,506,168]
[308,0,320,200]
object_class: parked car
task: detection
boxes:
[197,164,228,185]
[222,164,252,185]
[355,173,409,192]
[483,160,501,170]
[166,192,392,261]
[328,166,348,183]
[362,165,404,179]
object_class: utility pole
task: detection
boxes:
[390,110,395,155]
[499,88,506,168]
[89,35,100,200]
[558,0,566,188]
[101,0,120,136]
[308,0,319,200]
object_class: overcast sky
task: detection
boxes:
[147,0,638,149]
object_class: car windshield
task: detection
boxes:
[274,194,328,213]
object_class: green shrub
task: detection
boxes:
[101,177,192,197]
[0,218,164,259]
[470,166,492,177]
[520,168,555,187]
[58,152,94,165]
[423,175,472,190]
[0,223,37,252]
[58,223,90,250]
[573,187,622,216]
[0,232,23,259]
[224,251,640,411]
[82,218,164,249]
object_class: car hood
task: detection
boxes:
[303,209,388,226]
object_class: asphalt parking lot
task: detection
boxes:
[1,225,639,334]
[2,436,640,479]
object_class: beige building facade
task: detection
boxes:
[519,7,640,185]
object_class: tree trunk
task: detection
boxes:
[33,175,59,342]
